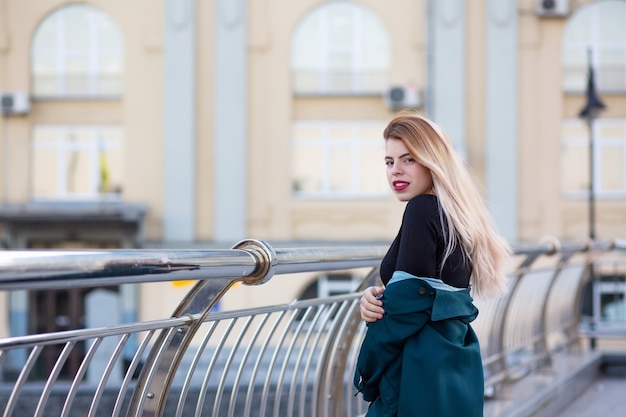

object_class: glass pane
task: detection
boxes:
[100,54,123,73]
[563,9,590,44]
[294,124,322,141]
[328,4,352,44]
[32,148,59,197]
[329,148,351,192]
[65,8,91,50]
[101,146,124,194]
[32,16,58,53]
[328,51,352,71]
[597,2,626,42]
[599,124,625,137]
[66,75,90,95]
[598,49,625,90]
[98,17,123,50]
[360,124,384,140]
[562,122,588,139]
[600,145,624,192]
[98,129,124,191]
[359,147,388,194]
[328,125,352,143]
[66,55,89,73]
[66,148,92,194]
[561,143,588,193]
[293,147,322,193]
[32,55,56,74]
[291,11,324,70]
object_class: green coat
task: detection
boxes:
[353,272,484,417]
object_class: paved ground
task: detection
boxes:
[483,345,626,417]
[555,373,626,417]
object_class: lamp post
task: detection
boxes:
[578,48,605,350]
[578,48,605,241]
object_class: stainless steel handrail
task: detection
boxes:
[0,238,621,417]
[0,241,388,290]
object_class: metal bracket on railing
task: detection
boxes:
[233,239,277,285]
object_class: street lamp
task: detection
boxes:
[578,48,605,241]
[578,48,605,350]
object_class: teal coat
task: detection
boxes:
[354,272,484,417]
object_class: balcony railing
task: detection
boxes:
[564,65,626,94]
[292,70,387,96]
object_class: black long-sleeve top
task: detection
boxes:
[379,194,472,288]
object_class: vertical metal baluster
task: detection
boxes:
[226,313,270,417]
[88,334,130,416]
[34,342,76,417]
[194,318,237,417]
[3,346,43,417]
[211,316,254,416]
[113,330,157,417]
[175,320,219,417]
[257,308,302,417]
[287,307,323,416]
[242,310,288,417]
[60,338,104,417]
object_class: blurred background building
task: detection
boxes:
[0,0,625,340]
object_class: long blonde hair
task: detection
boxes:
[384,111,510,298]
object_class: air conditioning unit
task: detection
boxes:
[536,0,570,17]
[385,84,421,110]
[0,91,31,115]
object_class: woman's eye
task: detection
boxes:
[404,158,414,163]
[385,161,393,167]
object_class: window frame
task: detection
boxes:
[562,1,626,94]
[31,124,124,200]
[291,2,390,96]
[561,119,626,199]
[292,120,389,200]
[30,4,124,99]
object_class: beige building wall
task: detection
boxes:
[0,0,625,334]
[246,0,426,242]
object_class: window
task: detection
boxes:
[291,1,389,95]
[292,121,389,198]
[298,273,362,300]
[31,125,124,199]
[31,4,124,98]
[562,1,626,93]
[561,119,626,198]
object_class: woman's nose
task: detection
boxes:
[390,162,402,174]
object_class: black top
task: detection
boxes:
[380,194,472,288]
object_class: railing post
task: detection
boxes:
[125,240,275,417]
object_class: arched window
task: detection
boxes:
[31,4,124,98]
[291,1,390,95]
[562,1,626,93]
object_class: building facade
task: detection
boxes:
[0,0,625,339]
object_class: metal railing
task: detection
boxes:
[0,238,622,417]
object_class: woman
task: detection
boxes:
[353,111,510,417]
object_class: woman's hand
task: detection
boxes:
[360,286,385,322]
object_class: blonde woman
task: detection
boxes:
[354,111,510,417]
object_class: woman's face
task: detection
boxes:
[385,138,433,202]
